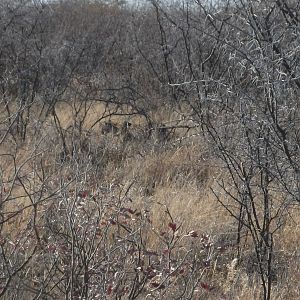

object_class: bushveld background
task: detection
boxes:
[0,0,299,299]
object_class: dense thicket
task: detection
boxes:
[0,0,299,299]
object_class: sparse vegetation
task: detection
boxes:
[0,0,299,299]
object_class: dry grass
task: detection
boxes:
[1,100,300,299]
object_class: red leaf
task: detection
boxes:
[127,208,135,214]
[150,282,160,288]
[189,230,198,237]
[128,247,136,255]
[78,190,89,198]
[200,282,214,292]
[109,219,116,225]
[150,282,165,289]
[107,284,113,295]
[162,248,169,255]
[168,222,177,232]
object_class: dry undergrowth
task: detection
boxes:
[1,100,300,299]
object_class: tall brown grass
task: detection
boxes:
[1,100,300,299]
